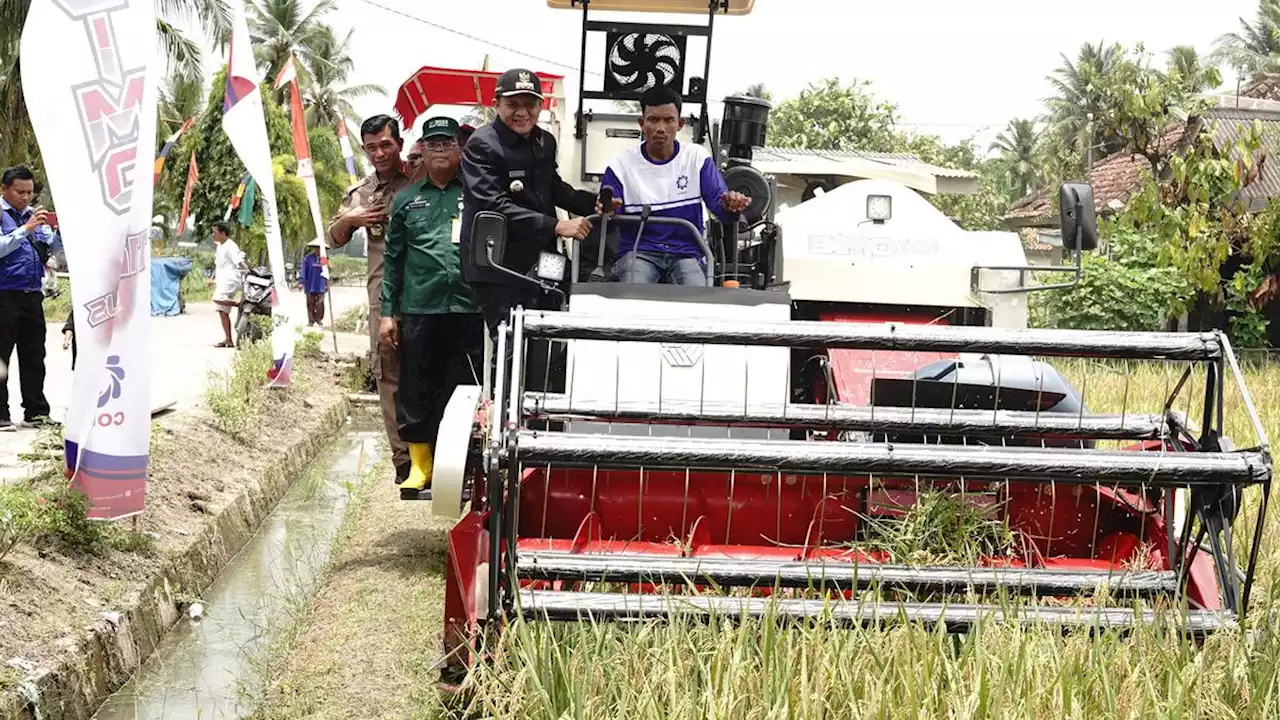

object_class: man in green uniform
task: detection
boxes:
[381,116,483,499]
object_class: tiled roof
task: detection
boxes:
[1242,74,1280,101]
[1004,122,1191,225]
[1005,106,1280,225]
[1019,228,1054,252]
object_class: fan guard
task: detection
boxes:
[606,33,684,94]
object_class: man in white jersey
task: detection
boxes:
[601,86,751,286]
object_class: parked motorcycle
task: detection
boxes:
[234,266,273,347]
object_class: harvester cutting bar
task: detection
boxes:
[523,393,1176,441]
[517,590,1232,637]
[517,552,1179,597]
[516,432,1271,487]
[520,313,1223,360]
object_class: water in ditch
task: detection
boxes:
[92,414,383,720]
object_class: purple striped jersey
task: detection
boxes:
[601,141,735,259]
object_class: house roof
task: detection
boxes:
[1005,104,1280,227]
[1242,74,1280,101]
[753,147,980,196]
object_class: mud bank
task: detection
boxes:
[1,361,351,720]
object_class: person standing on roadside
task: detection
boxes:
[460,68,597,382]
[327,114,413,485]
[298,239,328,326]
[381,117,482,500]
[0,166,55,430]
[209,221,246,348]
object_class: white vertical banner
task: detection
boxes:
[223,1,294,386]
[21,0,158,519]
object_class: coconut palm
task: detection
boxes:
[1045,41,1124,161]
[159,71,207,135]
[0,0,228,167]
[1165,45,1221,94]
[301,25,384,130]
[989,119,1042,200]
[1211,0,1280,80]
[248,0,338,88]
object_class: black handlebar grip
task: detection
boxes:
[599,186,614,209]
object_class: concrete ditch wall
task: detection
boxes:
[1,394,352,720]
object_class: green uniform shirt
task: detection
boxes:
[382,177,480,317]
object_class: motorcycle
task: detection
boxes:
[234,266,273,347]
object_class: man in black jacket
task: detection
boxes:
[460,68,597,339]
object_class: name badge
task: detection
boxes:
[509,169,527,179]
[451,218,462,244]
[406,199,430,210]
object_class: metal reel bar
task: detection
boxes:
[517,552,1179,597]
[518,589,1232,637]
[516,432,1272,487]
[519,312,1224,360]
[524,393,1180,441]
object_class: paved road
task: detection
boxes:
[0,286,369,484]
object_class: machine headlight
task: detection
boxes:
[536,251,567,282]
[867,194,892,222]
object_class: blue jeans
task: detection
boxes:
[613,251,708,286]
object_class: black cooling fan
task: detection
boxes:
[604,32,687,96]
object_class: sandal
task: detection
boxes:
[214,340,234,348]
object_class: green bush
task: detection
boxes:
[296,329,324,359]
[206,336,276,437]
[0,485,41,564]
[1031,229,1192,332]
[334,303,367,333]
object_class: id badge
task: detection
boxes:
[451,217,462,244]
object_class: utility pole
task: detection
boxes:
[1085,113,1095,174]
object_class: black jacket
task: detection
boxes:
[460,119,596,287]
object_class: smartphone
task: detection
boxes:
[45,212,58,229]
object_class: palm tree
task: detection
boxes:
[158,71,206,135]
[0,0,227,167]
[1165,45,1221,95]
[1045,41,1124,162]
[301,25,384,130]
[248,0,337,88]
[1211,0,1280,80]
[743,83,772,101]
[989,119,1042,200]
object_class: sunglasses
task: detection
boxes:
[424,140,458,151]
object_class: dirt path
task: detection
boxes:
[251,466,455,720]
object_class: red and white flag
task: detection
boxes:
[22,0,159,519]
[224,2,295,386]
[274,54,329,279]
[176,150,198,235]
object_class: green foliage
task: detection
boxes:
[770,77,900,152]
[1032,251,1192,333]
[296,328,324,358]
[157,65,330,265]
[0,484,40,564]
[206,335,277,438]
[334,303,367,333]
[30,485,105,551]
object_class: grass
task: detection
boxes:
[333,303,367,334]
[205,333,278,438]
[448,359,1280,720]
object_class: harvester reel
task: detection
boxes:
[431,385,485,519]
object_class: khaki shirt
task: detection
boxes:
[328,168,413,318]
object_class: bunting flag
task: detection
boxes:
[176,150,198,235]
[337,119,359,184]
[237,175,257,228]
[153,116,195,186]
[22,0,158,520]
[223,1,294,387]
[274,54,330,280]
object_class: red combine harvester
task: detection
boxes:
[411,0,1274,683]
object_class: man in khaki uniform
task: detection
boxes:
[327,114,412,483]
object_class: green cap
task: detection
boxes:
[422,116,460,140]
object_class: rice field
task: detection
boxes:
[449,359,1280,719]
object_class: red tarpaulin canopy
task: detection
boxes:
[395,66,564,132]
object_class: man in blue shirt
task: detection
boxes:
[298,239,328,326]
[0,166,56,431]
[601,86,751,286]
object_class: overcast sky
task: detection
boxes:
[202,0,1264,151]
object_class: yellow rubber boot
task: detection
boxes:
[400,442,434,496]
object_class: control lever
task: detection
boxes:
[590,186,613,282]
